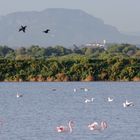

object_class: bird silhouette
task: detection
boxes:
[43,29,50,34]
[19,25,27,33]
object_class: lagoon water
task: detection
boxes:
[0,82,140,140]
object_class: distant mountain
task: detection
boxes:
[0,8,140,48]
[122,31,140,37]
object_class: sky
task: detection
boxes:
[0,0,140,33]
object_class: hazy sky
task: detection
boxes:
[0,0,139,32]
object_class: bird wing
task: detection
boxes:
[19,28,22,32]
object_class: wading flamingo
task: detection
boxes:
[88,121,107,131]
[56,121,74,133]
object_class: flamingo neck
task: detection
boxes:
[68,122,73,133]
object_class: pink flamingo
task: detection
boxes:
[88,121,107,131]
[56,121,74,133]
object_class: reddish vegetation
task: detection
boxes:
[84,75,94,81]
[133,77,140,81]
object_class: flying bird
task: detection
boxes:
[19,25,27,33]
[43,29,50,34]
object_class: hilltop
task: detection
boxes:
[0,8,140,47]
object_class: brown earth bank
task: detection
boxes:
[3,75,140,82]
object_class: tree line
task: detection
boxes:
[0,43,140,59]
[0,43,140,81]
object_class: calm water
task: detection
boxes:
[0,82,140,140]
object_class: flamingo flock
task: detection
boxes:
[14,86,135,135]
[56,120,107,133]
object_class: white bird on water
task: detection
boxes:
[85,97,95,103]
[73,88,77,93]
[123,100,134,108]
[108,97,114,102]
[16,92,23,98]
[84,88,89,92]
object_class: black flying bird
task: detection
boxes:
[43,29,50,34]
[19,25,27,33]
